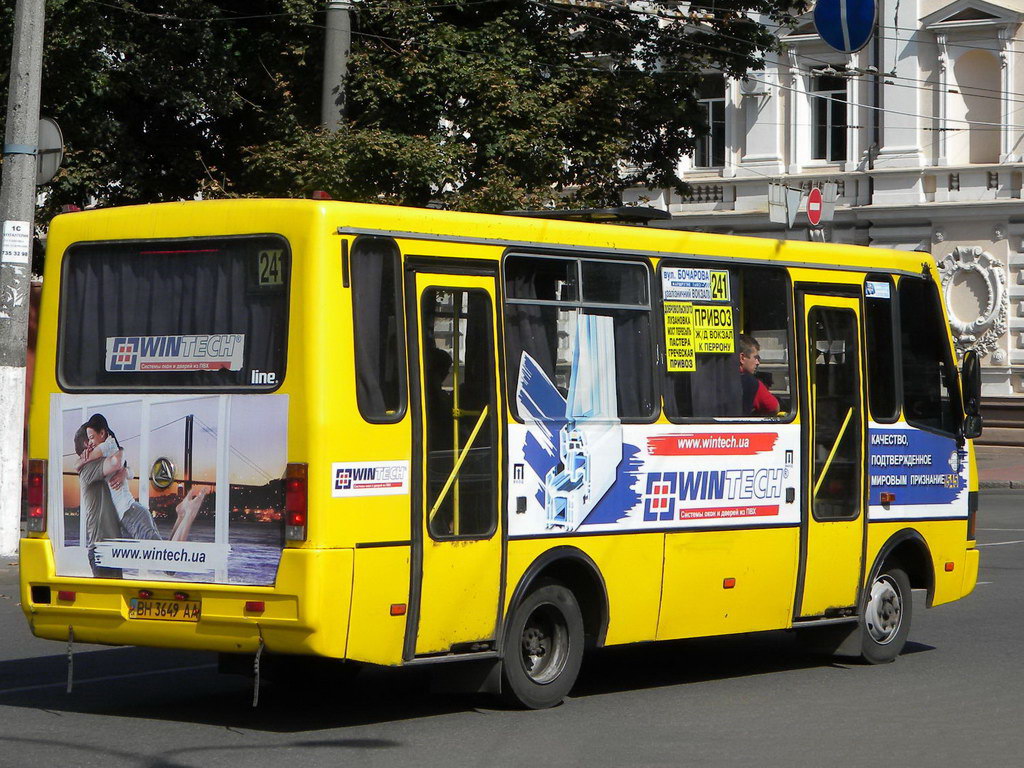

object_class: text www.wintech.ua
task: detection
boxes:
[110,546,208,564]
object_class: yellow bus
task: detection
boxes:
[21,199,981,708]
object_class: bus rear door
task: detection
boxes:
[406,268,503,657]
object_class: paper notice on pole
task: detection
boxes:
[1,221,31,265]
[664,301,696,372]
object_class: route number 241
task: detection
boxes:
[710,270,730,302]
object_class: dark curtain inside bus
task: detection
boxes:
[608,310,655,418]
[504,258,566,397]
[582,261,655,418]
[351,238,405,419]
[60,237,288,390]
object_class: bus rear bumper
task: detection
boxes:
[19,538,352,658]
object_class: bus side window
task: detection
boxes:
[899,277,959,433]
[504,255,656,421]
[351,237,407,422]
[662,264,793,420]
[865,275,899,422]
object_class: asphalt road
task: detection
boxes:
[0,490,1021,768]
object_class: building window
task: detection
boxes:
[812,74,847,162]
[695,75,726,168]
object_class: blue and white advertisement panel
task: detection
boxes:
[867,423,969,520]
[507,313,799,536]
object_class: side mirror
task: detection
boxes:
[961,350,983,439]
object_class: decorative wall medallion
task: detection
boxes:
[938,246,1008,359]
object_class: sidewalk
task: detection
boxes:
[976,444,1024,489]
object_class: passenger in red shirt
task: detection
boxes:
[738,334,780,415]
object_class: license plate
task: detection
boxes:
[128,598,201,622]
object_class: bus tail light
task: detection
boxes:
[284,463,308,541]
[26,459,47,533]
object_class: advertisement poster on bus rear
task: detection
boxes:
[49,393,288,586]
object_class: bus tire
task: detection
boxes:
[860,565,912,664]
[501,580,584,709]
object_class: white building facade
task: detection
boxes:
[628,0,1024,442]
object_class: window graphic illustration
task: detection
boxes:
[516,314,623,531]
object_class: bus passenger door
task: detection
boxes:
[407,270,503,657]
[797,294,866,618]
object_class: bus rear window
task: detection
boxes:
[58,236,289,391]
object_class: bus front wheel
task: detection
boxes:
[502,580,584,709]
[860,565,912,664]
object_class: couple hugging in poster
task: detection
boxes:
[75,413,207,577]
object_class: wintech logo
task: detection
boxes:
[334,469,353,491]
[109,337,139,371]
[105,334,245,373]
[643,469,784,522]
[331,461,410,498]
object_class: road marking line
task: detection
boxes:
[977,528,1024,532]
[977,581,993,585]
[0,663,215,695]
[975,539,1024,548]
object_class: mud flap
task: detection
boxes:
[429,658,503,695]
[795,620,862,658]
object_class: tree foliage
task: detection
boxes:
[1,0,322,218]
[1,0,804,217]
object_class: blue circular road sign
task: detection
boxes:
[813,0,876,54]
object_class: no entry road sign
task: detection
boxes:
[813,0,876,54]
[807,187,823,226]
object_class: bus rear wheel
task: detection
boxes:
[502,580,584,709]
[860,565,912,664]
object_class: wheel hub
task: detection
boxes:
[519,604,568,684]
[865,575,902,645]
[522,626,548,658]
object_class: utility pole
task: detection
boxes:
[322,0,354,130]
[0,0,45,557]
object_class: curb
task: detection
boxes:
[979,480,1023,489]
